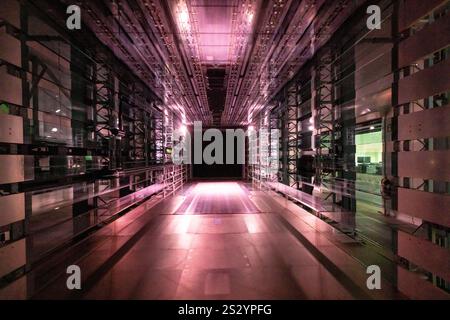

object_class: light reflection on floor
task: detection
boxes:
[176,182,259,214]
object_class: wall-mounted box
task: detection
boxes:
[0,238,26,279]
[0,193,25,227]
[0,113,23,144]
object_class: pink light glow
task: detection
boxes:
[179,182,258,215]
[192,182,243,196]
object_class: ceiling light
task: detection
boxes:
[179,10,189,24]
[51,127,58,132]
[370,126,375,130]
[55,109,61,113]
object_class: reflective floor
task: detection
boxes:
[33,181,402,300]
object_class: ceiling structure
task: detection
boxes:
[168,0,257,126]
[48,0,365,126]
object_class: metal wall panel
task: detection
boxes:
[398,59,450,105]
[398,230,450,282]
[0,28,21,66]
[398,266,450,299]
[398,0,446,32]
[399,17,450,68]
[398,188,450,227]
[0,238,26,278]
[397,150,450,181]
[398,106,450,141]
[0,193,25,227]
[0,66,23,106]
[0,155,25,184]
[0,113,24,144]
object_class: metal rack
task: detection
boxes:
[0,2,188,288]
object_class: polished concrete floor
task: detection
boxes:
[33,181,401,299]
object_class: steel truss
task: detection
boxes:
[314,50,338,202]
[91,53,121,170]
[285,83,299,189]
[153,105,164,165]
[122,83,150,168]
[163,109,174,164]
[269,107,280,182]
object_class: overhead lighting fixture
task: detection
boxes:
[51,127,58,132]
[55,109,61,113]
[370,126,375,130]
[247,12,254,24]
[179,9,189,24]
[177,1,191,33]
